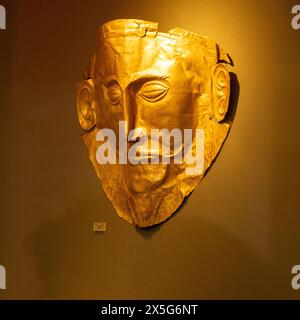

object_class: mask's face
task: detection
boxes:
[77,19,236,227]
[95,34,196,194]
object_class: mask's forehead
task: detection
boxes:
[97,35,160,83]
[95,19,185,85]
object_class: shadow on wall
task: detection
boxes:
[26,196,290,299]
[225,72,239,124]
[135,192,193,238]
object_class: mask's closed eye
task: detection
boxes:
[138,81,169,102]
[104,83,121,105]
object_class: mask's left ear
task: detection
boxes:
[212,63,230,122]
[76,79,96,130]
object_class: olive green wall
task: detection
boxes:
[0,0,300,299]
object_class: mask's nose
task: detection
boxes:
[121,89,134,135]
[122,88,145,138]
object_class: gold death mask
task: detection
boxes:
[77,19,237,228]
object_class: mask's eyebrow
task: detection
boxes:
[130,71,169,85]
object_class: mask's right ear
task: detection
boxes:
[76,79,96,130]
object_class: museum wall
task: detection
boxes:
[0,0,299,299]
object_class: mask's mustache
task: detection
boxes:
[128,143,184,160]
[126,135,187,161]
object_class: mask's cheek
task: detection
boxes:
[136,87,194,133]
[95,90,124,132]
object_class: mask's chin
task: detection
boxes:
[124,162,168,194]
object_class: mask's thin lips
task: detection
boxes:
[130,146,184,161]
